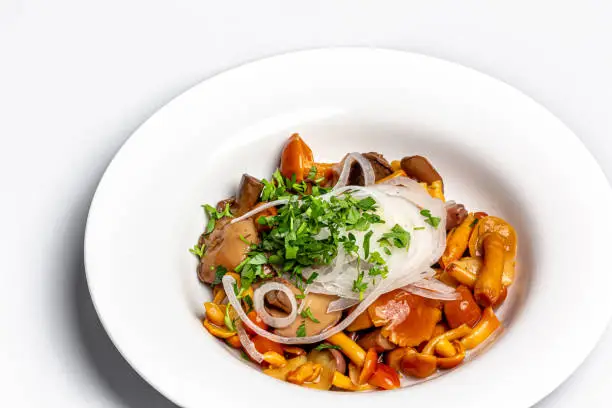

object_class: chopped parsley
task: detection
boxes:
[211,265,227,285]
[243,294,253,313]
[202,202,233,234]
[353,270,368,300]
[368,251,385,265]
[224,305,236,332]
[378,224,411,249]
[470,218,479,228]
[420,209,441,229]
[296,321,307,337]
[307,166,317,180]
[305,272,319,284]
[260,169,330,202]
[314,344,342,351]
[238,186,384,291]
[300,307,320,323]
[189,243,206,258]
[363,230,373,259]
[413,226,425,231]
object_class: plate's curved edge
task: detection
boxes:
[83,47,612,408]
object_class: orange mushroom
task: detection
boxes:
[400,350,437,378]
[443,285,482,328]
[368,289,442,347]
[441,213,477,269]
[460,307,501,350]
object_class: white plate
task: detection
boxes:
[85,48,612,408]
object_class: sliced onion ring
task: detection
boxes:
[401,278,459,301]
[327,297,359,313]
[333,153,376,189]
[236,321,263,363]
[253,282,298,328]
[230,198,289,224]
[224,274,382,345]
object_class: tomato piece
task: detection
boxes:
[252,335,283,355]
[279,134,314,182]
[244,310,268,336]
[368,363,400,390]
[358,348,378,384]
[443,285,482,329]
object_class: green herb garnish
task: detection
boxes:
[296,321,307,337]
[352,270,367,300]
[189,243,206,258]
[420,209,441,229]
[211,265,227,285]
[307,166,317,180]
[363,230,373,260]
[378,224,411,249]
[314,344,342,351]
[300,307,320,323]
[224,305,236,332]
[202,203,233,234]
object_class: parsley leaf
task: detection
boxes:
[300,307,320,323]
[363,230,373,259]
[296,321,307,337]
[211,265,227,285]
[307,166,317,180]
[352,270,368,300]
[368,251,385,265]
[243,294,253,313]
[189,243,206,258]
[420,209,441,229]
[224,305,236,332]
[305,272,319,284]
[314,344,342,351]
[378,224,411,249]
[202,203,233,234]
[357,196,377,211]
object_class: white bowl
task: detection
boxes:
[85,48,612,408]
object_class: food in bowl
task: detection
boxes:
[191,134,518,391]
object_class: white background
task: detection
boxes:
[1,1,610,406]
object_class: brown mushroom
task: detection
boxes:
[446,202,468,231]
[400,155,443,189]
[198,219,259,283]
[348,152,393,185]
[357,329,396,352]
[274,292,342,337]
[235,174,264,214]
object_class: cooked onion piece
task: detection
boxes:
[253,281,298,328]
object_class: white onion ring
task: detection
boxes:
[253,282,298,328]
[236,321,263,363]
[333,153,376,189]
[230,198,289,224]
[223,274,386,344]
[327,297,360,313]
[402,278,459,301]
[403,286,459,301]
